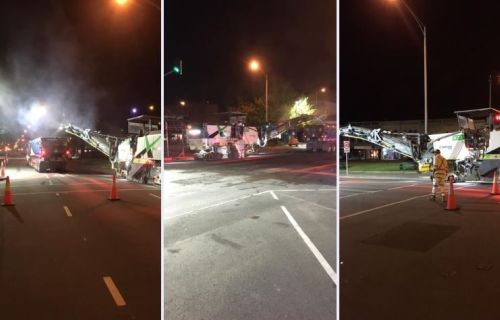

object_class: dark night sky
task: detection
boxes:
[341,0,500,123]
[165,0,336,111]
[0,0,160,135]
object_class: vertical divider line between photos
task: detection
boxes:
[160,0,165,318]
[335,0,340,318]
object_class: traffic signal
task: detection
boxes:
[172,59,183,75]
[493,112,500,126]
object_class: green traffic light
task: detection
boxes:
[173,66,180,73]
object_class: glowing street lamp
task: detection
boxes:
[387,0,428,133]
[248,59,269,122]
[131,107,138,114]
[179,100,186,107]
[149,105,155,111]
[114,0,128,5]
[315,87,327,106]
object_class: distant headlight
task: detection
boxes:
[188,129,201,136]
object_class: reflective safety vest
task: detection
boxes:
[433,154,448,178]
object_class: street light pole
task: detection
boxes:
[397,0,428,134]
[265,73,269,123]
[490,74,493,108]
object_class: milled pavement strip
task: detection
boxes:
[102,276,127,307]
[165,190,272,221]
[340,186,466,220]
[278,192,336,212]
[11,188,158,196]
[63,206,72,217]
[281,205,338,285]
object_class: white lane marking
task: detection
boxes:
[56,193,60,196]
[272,189,336,192]
[270,191,279,200]
[149,193,161,199]
[281,206,337,285]
[49,180,54,185]
[387,184,417,190]
[340,187,466,220]
[45,174,50,179]
[340,184,418,199]
[278,192,336,213]
[165,191,271,221]
[340,195,428,220]
[103,276,126,307]
[63,206,72,217]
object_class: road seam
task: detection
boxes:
[63,206,72,217]
[103,276,126,307]
[280,205,338,285]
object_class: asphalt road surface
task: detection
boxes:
[165,149,336,320]
[340,172,500,320]
[0,158,161,320]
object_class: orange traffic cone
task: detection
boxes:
[1,160,5,178]
[108,170,120,201]
[491,170,500,195]
[445,177,458,211]
[2,176,14,206]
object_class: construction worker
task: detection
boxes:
[431,149,448,201]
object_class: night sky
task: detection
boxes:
[0,0,160,135]
[165,0,336,111]
[341,0,500,123]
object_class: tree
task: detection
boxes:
[229,97,265,125]
[289,97,316,119]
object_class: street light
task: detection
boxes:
[149,105,155,111]
[131,107,138,114]
[388,0,428,134]
[179,100,186,107]
[248,59,269,122]
[113,0,160,11]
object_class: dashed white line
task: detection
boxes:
[63,206,72,217]
[149,193,161,199]
[269,191,279,200]
[49,180,54,185]
[56,193,60,196]
[103,276,126,307]
[281,206,338,285]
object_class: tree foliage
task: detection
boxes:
[289,97,316,119]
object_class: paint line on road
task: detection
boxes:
[281,206,338,285]
[271,188,336,192]
[340,193,437,220]
[387,184,417,190]
[103,276,126,307]
[149,193,161,199]
[63,206,72,217]
[49,179,54,185]
[269,191,279,200]
[56,192,60,196]
[278,192,335,212]
[166,191,271,221]
[339,184,418,199]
